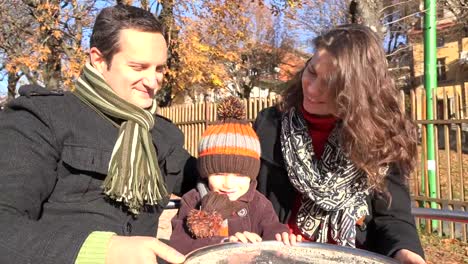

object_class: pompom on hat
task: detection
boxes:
[197,96,261,179]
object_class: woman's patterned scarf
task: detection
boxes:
[73,62,169,214]
[280,107,370,247]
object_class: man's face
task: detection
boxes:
[91,29,167,109]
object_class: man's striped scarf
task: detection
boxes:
[73,62,169,214]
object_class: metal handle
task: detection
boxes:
[412,207,468,223]
[166,200,468,224]
[165,199,181,210]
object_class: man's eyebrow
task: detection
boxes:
[128,61,148,65]
[128,61,166,67]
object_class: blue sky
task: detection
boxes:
[0,76,6,96]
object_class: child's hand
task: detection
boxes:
[275,232,302,246]
[228,231,262,244]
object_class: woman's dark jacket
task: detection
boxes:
[253,106,424,258]
[0,85,196,264]
[169,181,289,255]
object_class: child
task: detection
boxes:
[169,97,301,255]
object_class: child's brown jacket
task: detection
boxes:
[169,181,289,255]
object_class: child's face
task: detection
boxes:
[208,173,251,201]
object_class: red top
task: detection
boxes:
[287,106,337,240]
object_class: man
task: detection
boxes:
[0,5,195,264]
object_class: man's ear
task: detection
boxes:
[89,47,108,74]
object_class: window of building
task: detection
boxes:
[437,58,447,81]
[437,97,456,119]
[437,8,444,19]
[437,37,445,47]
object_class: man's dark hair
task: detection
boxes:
[90,4,165,67]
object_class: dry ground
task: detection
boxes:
[412,146,468,263]
[420,231,468,264]
[418,146,468,200]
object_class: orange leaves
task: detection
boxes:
[0,0,94,89]
[198,43,210,52]
[36,2,62,36]
[52,30,63,39]
[161,0,307,101]
[5,56,40,74]
[37,2,60,14]
[120,0,135,5]
[61,46,86,88]
[1,0,300,96]
[173,23,236,93]
[167,0,257,98]
[210,74,224,87]
[62,49,86,76]
[37,46,52,62]
[286,0,303,8]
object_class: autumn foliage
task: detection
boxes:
[1,0,312,102]
[0,0,97,97]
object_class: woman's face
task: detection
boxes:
[302,49,337,116]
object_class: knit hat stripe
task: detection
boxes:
[238,122,261,153]
[198,133,260,154]
[199,146,259,159]
[197,96,261,180]
[202,122,255,136]
[202,123,235,136]
[197,155,261,179]
[243,123,258,138]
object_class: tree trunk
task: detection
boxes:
[140,0,149,10]
[7,71,20,101]
[158,0,177,106]
[43,0,62,90]
[242,84,252,99]
[44,37,62,90]
[116,0,133,5]
[349,0,385,38]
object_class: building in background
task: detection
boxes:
[408,7,468,120]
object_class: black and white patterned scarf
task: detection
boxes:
[280,107,370,247]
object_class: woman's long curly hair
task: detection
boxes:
[280,24,417,194]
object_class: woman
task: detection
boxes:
[254,24,425,264]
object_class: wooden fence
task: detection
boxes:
[406,87,468,241]
[159,88,468,241]
[158,95,280,156]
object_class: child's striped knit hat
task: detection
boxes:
[197,96,261,179]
